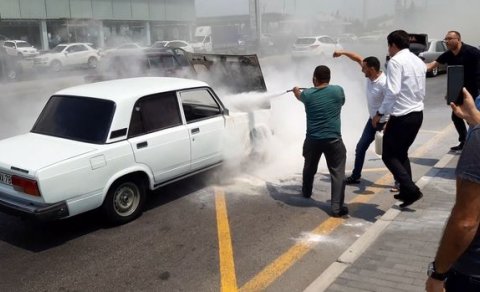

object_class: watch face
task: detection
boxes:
[427,262,434,276]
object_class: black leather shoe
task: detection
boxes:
[345,176,361,185]
[450,143,464,151]
[332,206,349,217]
[399,191,423,208]
[302,192,311,199]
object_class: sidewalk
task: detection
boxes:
[305,153,459,292]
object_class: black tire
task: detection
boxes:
[6,68,17,81]
[103,178,146,225]
[427,66,438,77]
[50,60,62,72]
[87,57,98,69]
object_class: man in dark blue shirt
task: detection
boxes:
[427,31,480,151]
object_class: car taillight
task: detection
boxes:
[12,176,41,197]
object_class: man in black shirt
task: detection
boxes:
[427,31,480,151]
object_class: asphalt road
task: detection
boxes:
[0,67,457,291]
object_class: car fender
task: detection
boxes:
[102,164,154,201]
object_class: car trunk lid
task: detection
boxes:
[0,133,97,175]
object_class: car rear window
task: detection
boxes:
[31,95,115,144]
[295,38,316,45]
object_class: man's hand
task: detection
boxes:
[425,277,444,292]
[333,50,343,58]
[372,114,382,128]
[451,87,480,125]
[292,86,302,100]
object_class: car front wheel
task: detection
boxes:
[103,178,146,225]
[50,60,62,72]
[87,57,98,69]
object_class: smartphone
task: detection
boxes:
[446,65,464,105]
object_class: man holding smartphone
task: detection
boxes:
[426,88,480,292]
[426,31,480,151]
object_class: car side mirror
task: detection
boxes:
[222,108,229,116]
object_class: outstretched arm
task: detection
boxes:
[426,61,439,72]
[333,50,363,67]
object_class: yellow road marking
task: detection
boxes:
[215,187,238,292]
[217,124,455,292]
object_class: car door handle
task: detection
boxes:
[137,141,148,149]
[191,128,200,134]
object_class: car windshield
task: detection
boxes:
[31,95,115,144]
[295,38,316,45]
[153,41,167,48]
[16,42,32,48]
[52,45,67,52]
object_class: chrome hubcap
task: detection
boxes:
[113,183,140,217]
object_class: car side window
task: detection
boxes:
[128,91,182,137]
[4,42,14,48]
[436,41,446,52]
[179,89,221,123]
[66,46,76,53]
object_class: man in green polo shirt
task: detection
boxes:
[292,65,348,217]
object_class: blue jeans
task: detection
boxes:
[351,118,385,179]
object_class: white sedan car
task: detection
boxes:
[291,35,343,59]
[2,40,39,58]
[0,77,270,224]
[34,43,100,72]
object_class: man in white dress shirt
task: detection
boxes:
[372,30,426,208]
[333,50,392,185]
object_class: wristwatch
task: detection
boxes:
[427,261,448,281]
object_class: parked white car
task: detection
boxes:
[152,40,194,53]
[0,77,271,224]
[33,43,100,71]
[100,42,143,56]
[291,35,342,59]
[2,40,39,58]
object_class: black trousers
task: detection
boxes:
[446,270,480,292]
[452,111,467,143]
[302,137,346,213]
[382,111,423,195]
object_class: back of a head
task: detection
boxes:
[387,30,410,50]
[363,56,380,71]
[314,65,331,84]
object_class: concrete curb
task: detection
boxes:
[303,152,456,292]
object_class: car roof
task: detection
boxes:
[297,35,331,39]
[57,43,91,46]
[5,40,29,43]
[55,77,209,102]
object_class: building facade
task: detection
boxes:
[0,0,195,50]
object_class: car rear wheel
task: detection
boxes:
[103,178,146,225]
[50,60,62,72]
[87,57,98,69]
